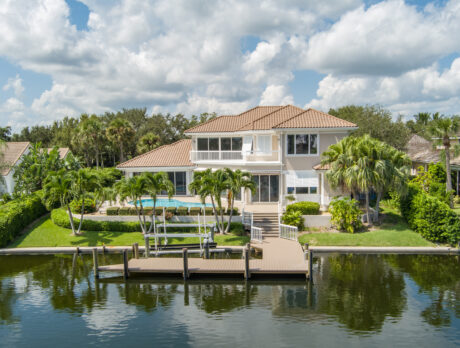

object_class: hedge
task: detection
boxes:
[106,207,119,215]
[70,198,96,214]
[0,192,47,247]
[286,201,320,215]
[398,183,460,245]
[177,207,188,216]
[189,207,202,215]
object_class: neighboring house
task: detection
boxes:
[406,134,460,195]
[0,142,31,195]
[117,105,357,212]
[47,147,71,159]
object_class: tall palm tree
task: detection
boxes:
[76,115,105,168]
[115,176,148,233]
[106,118,135,163]
[189,169,229,234]
[43,169,78,235]
[137,133,160,155]
[223,169,255,233]
[430,116,459,195]
[142,172,175,233]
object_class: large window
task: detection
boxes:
[197,137,243,151]
[252,175,279,202]
[257,135,272,154]
[287,134,318,155]
[162,171,187,196]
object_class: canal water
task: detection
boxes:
[0,254,458,347]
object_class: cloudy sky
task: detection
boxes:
[1,0,459,131]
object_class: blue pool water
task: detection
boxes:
[131,198,212,208]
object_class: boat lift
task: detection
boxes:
[144,206,216,253]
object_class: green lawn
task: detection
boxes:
[298,205,435,247]
[9,216,249,248]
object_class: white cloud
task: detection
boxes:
[1,0,460,130]
[303,0,460,75]
[2,75,24,97]
[260,85,294,105]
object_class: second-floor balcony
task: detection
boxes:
[190,150,280,163]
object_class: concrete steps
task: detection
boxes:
[252,213,279,238]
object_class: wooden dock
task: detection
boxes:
[97,237,312,278]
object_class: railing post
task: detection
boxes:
[92,248,99,279]
[183,248,189,280]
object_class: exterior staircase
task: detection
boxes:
[252,212,279,238]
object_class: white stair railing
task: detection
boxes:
[279,224,298,241]
[250,226,263,243]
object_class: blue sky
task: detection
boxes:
[1,0,460,131]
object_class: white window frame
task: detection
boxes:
[285,133,320,157]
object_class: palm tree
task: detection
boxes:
[189,169,229,234]
[115,176,148,233]
[72,168,100,234]
[137,133,160,155]
[106,118,135,163]
[142,172,175,233]
[430,116,459,195]
[43,169,78,235]
[223,169,255,233]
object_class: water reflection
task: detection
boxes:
[386,254,460,328]
[0,253,459,344]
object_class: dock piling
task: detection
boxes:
[183,248,189,280]
[92,248,99,279]
[123,249,129,279]
[244,247,250,279]
[133,243,139,259]
[204,239,210,259]
[308,250,313,281]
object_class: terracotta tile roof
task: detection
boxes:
[184,105,356,133]
[117,139,193,168]
[47,147,70,159]
[1,142,30,176]
[274,108,357,129]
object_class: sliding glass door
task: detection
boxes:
[252,175,279,202]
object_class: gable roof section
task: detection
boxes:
[117,139,193,169]
[274,108,357,129]
[184,105,356,133]
[1,142,30,176]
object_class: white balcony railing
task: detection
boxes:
[190,150,280,162]
[279,224,298,241]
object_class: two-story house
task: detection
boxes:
[117,105,357,212]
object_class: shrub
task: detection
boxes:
[177,206,188,216]
[281,211,304,230]
[129,207,138,215]
[455,195,460,205]
[1,193,12,203]
[164,211,174,221]
[285,194,295,202]
[428,182,454,206]
[166,207,177,214]
[329,197,362,233]
[106,207,119,215]
[189,207,202,215]
[226,207,239,215]
[409,193,460,245]
[51,208,143,232]
[286,201,320,215]
[0,193,47,247]
[142,207,153,216]
[155,206,165,216]
[70,198,96,214]
[119,207,131,215]
[204,207,213,216]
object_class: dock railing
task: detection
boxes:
[250,226,263,243]
[242,210,253,229]
[279,224,298,241]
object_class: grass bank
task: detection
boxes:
[298,205,435,247]
[9,216,249,248]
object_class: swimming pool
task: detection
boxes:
[130,198,212,208]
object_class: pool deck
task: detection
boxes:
[97,237,310,278]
